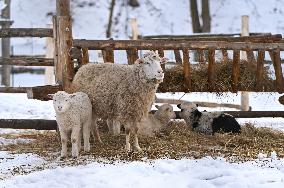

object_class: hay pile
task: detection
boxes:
[2,121,284,163]
[158,60,274,92]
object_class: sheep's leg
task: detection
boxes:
[125,127,131,152]
[83,118,91,152]
[133,124,142,152]
[113,120,121,135]
[71,125,81,158]
[92,112,102,144]
[78,128,82,152]
[59,129,68,158]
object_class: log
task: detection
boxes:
[207,48,215,91]
[271,49,284,93]
[0,87,30,93]
[255,50,265,91]
[232,50,240,92]
[221,49,228,62]
[27,85,62,101]
[182,49,191,91]
[126,49,138,64]
[73,39,284,50]
[0,57,54,66]
[53,16,61,84]
[0,119,57,130]
[81,48,89,65]
[197,49,205,63]
[102,49,114,63]
[174,50,182,64]
[0,28,53,38]
[246,50,256,63]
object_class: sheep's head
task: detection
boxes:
[155,104,176,121]
[52,91,75,114]
[135,51,167,83]
[177,103,201,128]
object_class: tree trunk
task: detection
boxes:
[190,0,201,33]
[201,0,210,32]
[106,0,116,38]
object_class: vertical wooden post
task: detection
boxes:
[126,18,139,64]
[126,49,138,64]
[221,49,228,62]
[207,48,215,91]
[1,0,11,86]
[271,49,284,93]
[52,16,61,84]
[232,50,240,93]
[241,15,250,111]
[174,50,182,64]
[182,49,191,91]
[56,0,74,91]
[130,18,139,40]
[102,49,114,63]
[81,48,89,65]
[198,49,205,64]
[44,24,55,85]
[255,50,265,91]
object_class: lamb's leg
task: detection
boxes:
[91,113,102,144]
[59,129,68,158]
[71,125,81,158]
[83,118,91,152]
[113,120,121,135]
[125,127,131,152]
[78,128,82,152]
[133,124,142,152]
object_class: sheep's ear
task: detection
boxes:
[155,105,160,109]
[161,57,169,64]
[135,58,144,64]
[47,94,54,99]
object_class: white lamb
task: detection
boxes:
[52,91,92,158]
[72,51,167,152]
[138,104,176,136]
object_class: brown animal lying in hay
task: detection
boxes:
[158,60,274,92]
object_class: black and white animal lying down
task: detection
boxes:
[177,104,241,135]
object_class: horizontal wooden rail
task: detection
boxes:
[0,28,53,38]
[0,110,283,130]
[0,119,57,130]
[73,39,284,50]
[0,87,30,93]
[0,57,54,66]
[142,34,282,43]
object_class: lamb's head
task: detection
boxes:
[52,91,75,114]
[177,103,201,128]
[135,51,167,83]
[155,104,176,121]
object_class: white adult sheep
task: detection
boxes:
[72,51,167,152]
[138,104,176,136]
[177,103,241,135]
[52,91,92,158]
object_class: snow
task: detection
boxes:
[1,157,284,188]
[1,0,284,187]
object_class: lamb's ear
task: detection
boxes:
[47,94,54,99]
[134,58,144,64]
[160,57,169,64]
[155,105,160,109]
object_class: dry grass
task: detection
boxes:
[1,121,284,164]
[158,60,274,92]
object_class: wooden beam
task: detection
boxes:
[102,49,114,63]
[232,50,240,92]
[0,119,57,130]
[81,48,89,65]
[221,49,228,62]
[53,16,61,85]
[0,28,53,38]
[0,87,30,93]
[73,39,284,50]
[182,49,191,91]
[246,50,256,63]
[174,50,182,64]
[207,48,215,91]
[27,85,62,101]
[255,50,265,91]
[271,49,284,93]
[197,49,205,63]
[0,57,54,66]
[126,49,138,64]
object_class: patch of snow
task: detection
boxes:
[0,137,34,146]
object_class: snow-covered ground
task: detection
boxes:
[1,0,284,187]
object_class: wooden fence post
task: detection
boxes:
[1,0,11,86]
[44,24,55,85]
[56,0,74,91]
[241,15,250,111]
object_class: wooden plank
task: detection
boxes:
[0,119,57,130]
[255,50,265,91]
[246,50,256,63]
[197,49,205,63]
[0,87,30,93]
[27,85,62,101]
[0,28,53,38]
[102,49,114,63]
[126,49,138,64]
[0,57,54,66]
[271,49,284,93]
[53,16,61,84]
[174,50,182,64]
[81,48,89,65]
[73,39,284,50]
[182,49,191,91]
[221,49,228,62]
[232,50,240,92]
[207,48,215,91]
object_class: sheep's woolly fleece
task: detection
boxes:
[71,52,163,124]
[138,104,176,136]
